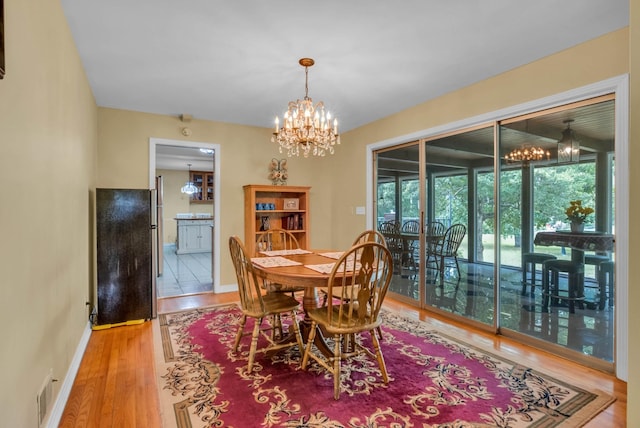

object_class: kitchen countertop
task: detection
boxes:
[174,217,214,221]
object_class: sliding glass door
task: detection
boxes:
[375,143,421,303]
[498,96,615,366]
[374,94,616,368]
[423,126,495,326]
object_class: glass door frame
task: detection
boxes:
[366,75,629,380]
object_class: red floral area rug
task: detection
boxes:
[153,304,614,428]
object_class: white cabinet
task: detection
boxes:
[176,219,213,254]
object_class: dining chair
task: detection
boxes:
[352,229,387,246]
[255,228,305,295]
[430,223,466,283]
[425,221,446,239]
[301,241,393,399]
[229,236,304,372]
[400,220,420,275]
[256,227,300,253]
[320,229,387,307]
[424,221,446,268]
[378,221,403,274]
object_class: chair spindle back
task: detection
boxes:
[325,242,393,329]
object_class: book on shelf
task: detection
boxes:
[285,214,303,230]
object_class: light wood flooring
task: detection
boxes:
[58,292,627,427]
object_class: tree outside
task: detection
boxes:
[377,161,598,266]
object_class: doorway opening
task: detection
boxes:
[149,138,221,298]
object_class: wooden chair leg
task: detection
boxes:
[290,310,305,352]
[333,334,342,400]
[301,321,318,370]
[370,329,389,384]
[234,315,247,352]
[247,318,262,372]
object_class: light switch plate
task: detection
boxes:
[355,206,365,215]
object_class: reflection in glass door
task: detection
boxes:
[374,95,616,368]
[498,96,615,367]
[375,143,421,304]
[424,127,496,326]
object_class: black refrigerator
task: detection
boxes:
[96,188,157,325]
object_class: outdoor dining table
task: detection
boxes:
[534,230,614,311]
[533,230,615,264]
[396,232,445,260]
[251,249,345,357]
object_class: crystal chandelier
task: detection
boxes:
[505,144,550,165]
[180,164,198,194]
[271,58,340,157]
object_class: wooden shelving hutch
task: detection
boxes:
[243,184,310,256]
[190,171,214,203]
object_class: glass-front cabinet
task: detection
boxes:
[190,171,214,203]
[374,94,616,370]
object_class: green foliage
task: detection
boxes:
[533,163,595,229]
[377,181,397,220]
[434,175,468,226]
[377,161,597,238]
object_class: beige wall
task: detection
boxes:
[97,108,329,285]
[0,0,98,425]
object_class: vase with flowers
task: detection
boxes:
[565,200,594,233]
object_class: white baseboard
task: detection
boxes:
[45,321,93,428]
[215,282,238,294]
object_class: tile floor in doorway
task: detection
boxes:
[157,244,213,298]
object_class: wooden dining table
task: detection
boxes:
[251,249,344,356]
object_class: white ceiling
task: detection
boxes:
[60,0,628,168]
[155,145,214,171]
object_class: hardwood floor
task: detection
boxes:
[58,292,626,427]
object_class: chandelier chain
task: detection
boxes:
[304,65,309,100]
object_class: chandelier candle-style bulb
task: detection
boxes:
[505,144,550,165]
[271,58,340,157]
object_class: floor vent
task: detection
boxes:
[37,370,53,427]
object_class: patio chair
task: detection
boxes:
[430,223,466,283]
[425,221,446,267]
[379,221,403,274]
[400,220,420,275]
